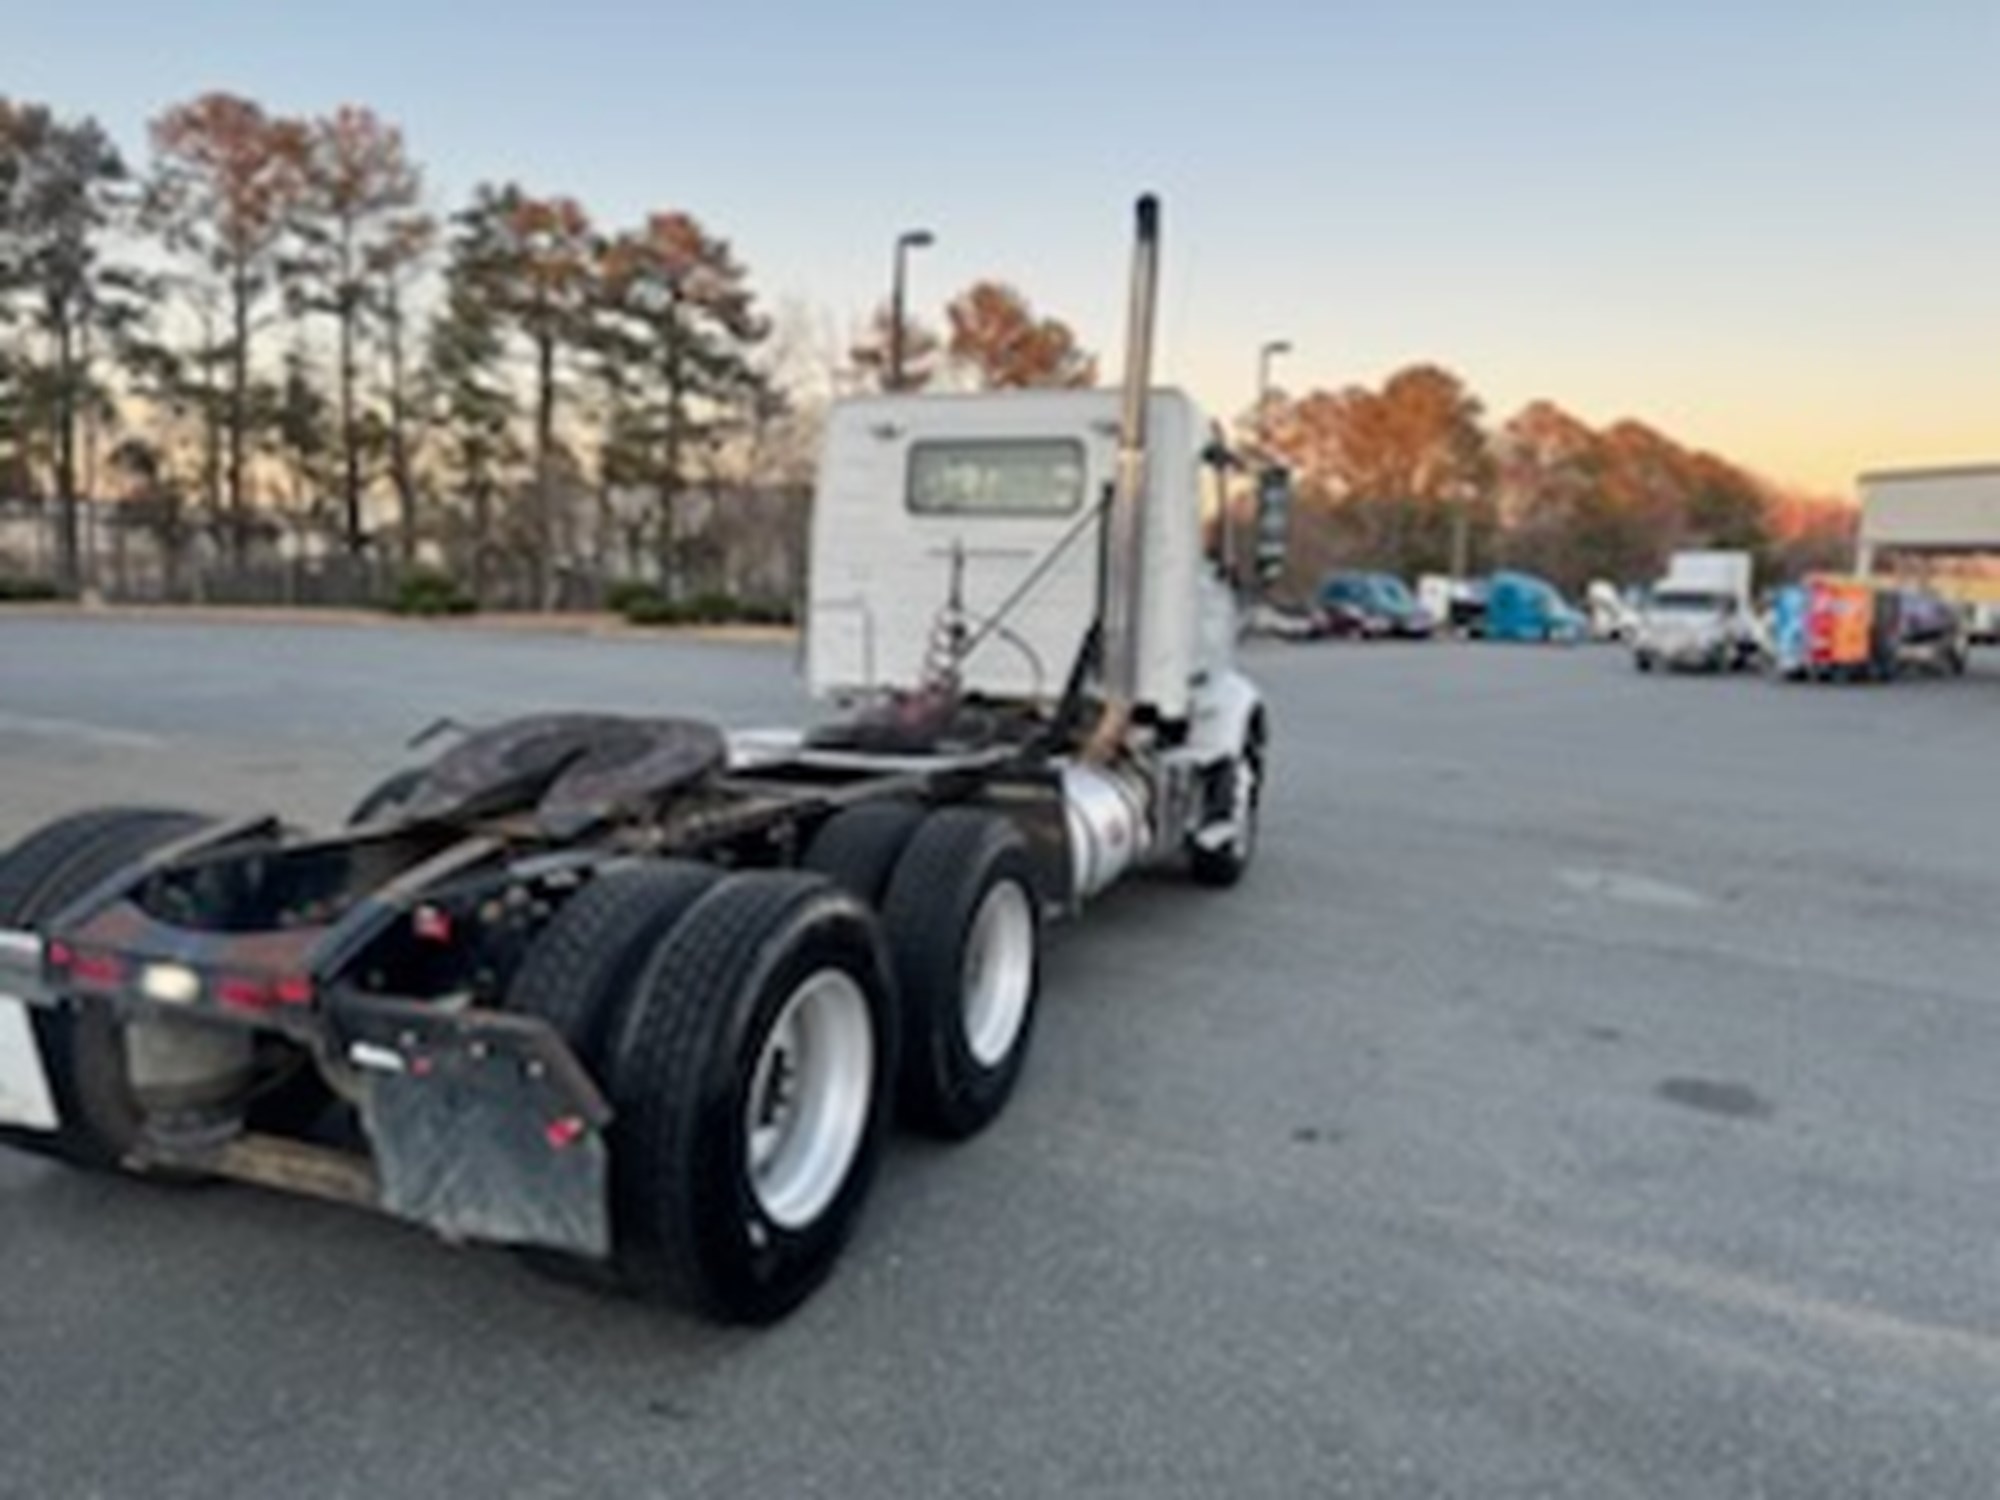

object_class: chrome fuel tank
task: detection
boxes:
[1061,763,1154,901]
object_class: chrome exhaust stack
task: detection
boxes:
[1086,193,1162,761]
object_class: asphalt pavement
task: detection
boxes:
[2,616,1997,1499]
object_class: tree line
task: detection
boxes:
[0,92,1099,606]
[1247,365,1856,597]
[3,91,1853,611]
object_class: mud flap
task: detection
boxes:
[335,997,614,1260]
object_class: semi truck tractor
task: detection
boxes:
[0,196,1266,1324]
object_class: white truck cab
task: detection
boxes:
[801,380,1265,904]
[807,387,1234,720]
[1633,550,1762,673]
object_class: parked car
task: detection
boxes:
[1241,599,1329,642]
[1482,571,1586,643]
[1894,587,1970,676]
[1318,572,1436,639]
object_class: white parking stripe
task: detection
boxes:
[0,710,167,751]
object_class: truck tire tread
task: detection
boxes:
[881,808,1042,1139]
[0,807,213,1171]
[607,872,896,1322]
[802,801,926,905]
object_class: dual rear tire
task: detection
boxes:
[511,805,1043,1322]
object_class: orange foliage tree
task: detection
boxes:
[1263,364,1492,584]
[945,281,1095,390]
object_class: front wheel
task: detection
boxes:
[1191,715,1267,889]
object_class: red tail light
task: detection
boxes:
[68,950,127,991]
[215,973,315,1013]
[215,976,274,1012]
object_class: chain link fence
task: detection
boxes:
[0,489,809,618]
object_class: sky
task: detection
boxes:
[13,0,1998,495]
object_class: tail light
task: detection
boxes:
[47,944,127,993]
[214,974,316,1014]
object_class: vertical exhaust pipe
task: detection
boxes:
[1085,193,1161,762]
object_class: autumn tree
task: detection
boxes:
[1492,404,1786,592]
[0,100,138,589]
[945,281,1095,389]
[148,93,308,561]
[1264,364,1493,581]
[848,301,939,392]
[291,105,421,557]
[1491,400,1650,588]
[1766,495,1858,581]
[594,211,768,590]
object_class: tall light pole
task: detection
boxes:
[1234,339,1292,591]
[1256,339,1292,448]
[889,228,935,392]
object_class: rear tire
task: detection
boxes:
[0,807,212,1171]
[502,860,724,1290]
[802,801,926,905]
[881,809,1043,1139]
[505,861,724,1066]
[605,873,897,1323]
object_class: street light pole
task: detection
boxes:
[1235,339,1292,589]
[889,229,935,392]
[1257,339,1292,439]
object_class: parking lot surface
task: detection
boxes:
[2,617,1997,1500]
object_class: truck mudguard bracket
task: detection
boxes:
[333,995,613,1260]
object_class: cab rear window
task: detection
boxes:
[907,439,1087,516]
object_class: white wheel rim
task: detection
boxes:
[962,880,1035,1069]
[744,968,875,1231]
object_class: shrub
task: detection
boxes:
[604,579,664,616]
[684,590,739,625]
[387,568,476,617]
[613,586,794,628]
[737,597,797,627]
[0,578,63,603]
[620,592,693,627]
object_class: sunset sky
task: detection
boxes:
[14,0,1997,496]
